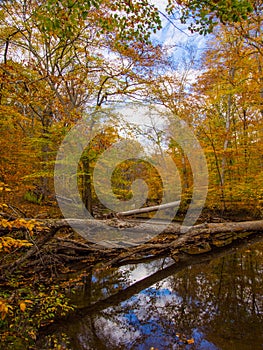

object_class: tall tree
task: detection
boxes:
[193,20,263,212]
[0,0,165,211]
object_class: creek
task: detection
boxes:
[40,240,263,350]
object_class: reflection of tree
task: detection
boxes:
[91,265,132,303]
[68,263,135,308]
[206,247,263,350]
[167,244,263,350]
[38,238,263,349]
[91,241,263,350]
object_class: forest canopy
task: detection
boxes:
[0,0,262,348]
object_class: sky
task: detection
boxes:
[150,0,209,74]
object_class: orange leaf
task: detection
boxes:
[19,302,26,312]
[187,338,195,344]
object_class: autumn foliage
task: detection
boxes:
[0,0,262,348]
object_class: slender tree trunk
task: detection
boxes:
[80,157,93,215]
[221,67,235,186]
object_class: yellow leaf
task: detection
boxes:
[1,219,10,228]
[0,300,12,319]
[26,222,35,232]
[28,330,37,340]
[20,302,26,312]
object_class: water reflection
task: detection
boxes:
[43,239,263,349]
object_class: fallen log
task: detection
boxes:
[1,217,263,244]
[35,218,263,236]
[116,200,180,217]
[0,216,262,270]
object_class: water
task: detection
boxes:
[42,240,263,349]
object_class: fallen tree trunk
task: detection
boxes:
[2,216,263,234]
[1,217,263,243]
[117,201,180,217]
[38,218,263,235]
[0,216,262,276]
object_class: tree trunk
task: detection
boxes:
[117,201,180,217]
[1,217,263,239]
[80,157,93,215]
[1,216,262,276]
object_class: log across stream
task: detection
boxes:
[1,211,263,276]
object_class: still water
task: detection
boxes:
[46,241,263,350]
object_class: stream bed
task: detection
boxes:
[42,241,263,350]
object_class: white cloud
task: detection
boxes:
[149,0,208,68]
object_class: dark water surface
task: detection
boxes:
[46,240,263,350]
